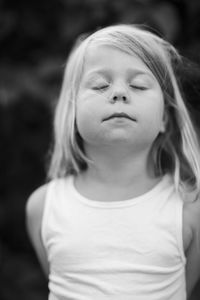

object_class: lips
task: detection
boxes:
[103,112,136,122]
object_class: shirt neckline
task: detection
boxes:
[67,175,171,209]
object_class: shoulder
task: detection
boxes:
[26,183,50,276]
[183,194,200,252]
[26,183,50,250]
[183,196,200,232]
[26,184,49,226]
[26,177,70,227]
[183,196,200,296]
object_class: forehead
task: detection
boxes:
[83,44,155,78]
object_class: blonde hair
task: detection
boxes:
[48,24,200,199]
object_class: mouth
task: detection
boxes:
[103,112,136,122]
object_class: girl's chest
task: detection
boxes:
[48,208,185,272]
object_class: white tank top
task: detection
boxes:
[41,175,186,300]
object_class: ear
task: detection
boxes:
[160,111,168,133]
[160,121,165,133]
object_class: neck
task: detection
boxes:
[75,144,163,202]
[81,144,155,187]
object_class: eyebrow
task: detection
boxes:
[85,68,154,79]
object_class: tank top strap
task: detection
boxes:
[41,180,55,251]
[41,178,66,252]
[173,194,187,264]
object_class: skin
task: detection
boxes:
[75,45,165,202]
[76,45,165,152]
[26,44,200,299]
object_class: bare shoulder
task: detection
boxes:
[183,196,200,297]
[26,183,49,276]
[26,184,48,223]
[183,196,200,249]
[183,196,200,234]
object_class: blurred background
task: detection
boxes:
[1,0,200,299]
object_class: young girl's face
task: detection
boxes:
[76,44,165,153]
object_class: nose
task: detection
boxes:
[112,94,127,102]
[110,84,129,103]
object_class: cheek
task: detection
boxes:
[76,89,106,133]
[76,100,100,142]
[77,107,96,129]
[139,94,165,132]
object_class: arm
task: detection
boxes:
[184,199,200,299]
[26,184,49,277]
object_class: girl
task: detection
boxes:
[26,24,200,300]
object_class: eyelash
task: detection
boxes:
[92,85,109,91]
[130,85,147,90]
[92,85,147,91]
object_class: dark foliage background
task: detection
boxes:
[1,0,200,299]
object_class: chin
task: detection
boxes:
[101,134,135,146]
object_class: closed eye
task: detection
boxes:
[130,85,147,91]
[92,85,109,91]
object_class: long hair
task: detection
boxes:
[48,24,200,199]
